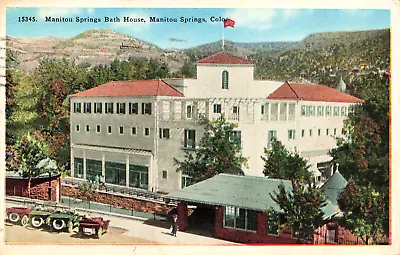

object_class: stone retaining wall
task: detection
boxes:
[61,185,176,214]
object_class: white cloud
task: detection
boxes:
[224,9,277,30]
[112,11,151,33]
[36,8,83,19]
[87,8,95,15]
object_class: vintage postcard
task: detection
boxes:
[0,1,398,255]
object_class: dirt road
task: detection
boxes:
[5,223,158,244]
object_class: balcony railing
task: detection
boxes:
[228,113,239,122]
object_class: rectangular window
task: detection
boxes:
[86,159,102,182]
[334,106,340,116]
[230,130,242,147]
[325,106,332,116]
[108,126,112,134]
[268,130,277,147]
[301,129,305,137]
[261,105,265,115]
[181,174,193,189]
[129,102,139,114]
[309,129,313,136]
[105,161,126,186]
[301,105,306,116]
[288,103,295,121]
[334,128,337,135]
[307,105,315,117]
[142,103,152,115]
[159,128,170,139]
[288,129,296,140]
[318,129,321,136]
[74,103,81,113]
[105,103,114,114]
[129,164,149,190]
[213,104,222,114]
[84,103,91,113]
[341,106,347,116]
[162,170,168,179]
[86,125,90,132]
[186,105,192,119]
[184,129,196,149]
[131,127,137,135]
[270,103,278,121]
[144,127,150,136]
[74,158,84,178]
[326,128,329,135]
[117,103,126,114]
[223,206,258,232]
[279,103,287,121]
[268,212,280,236]
[94,102,102,114]
[76,124,80,132]
[317,106,324,116]
[96,125,101,133]
[119,126,124,134]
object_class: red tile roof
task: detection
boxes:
[197,52,253,65]
[267,81,364,103]
[70,80,184,97]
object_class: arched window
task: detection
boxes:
[222,70,229,89]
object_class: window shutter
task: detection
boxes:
[129,103,132,114]
[159,128,162,139]
[142,103,145,114]
[148,103,152,115]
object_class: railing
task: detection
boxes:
[228,114,239,122]
[6,196,168,221]
[62,177,173,204]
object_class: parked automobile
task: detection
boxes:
[78,217,110,238]
[5,207,33,226]
[27,206,53,228]
[46,210,82,233]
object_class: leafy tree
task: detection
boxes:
[330,76,389,193]
[174,115,247,183]
[5,70,18,145]
[337,181,389,244]
[261,137,312,182]
[270,179,328,243]
[6,132,56,198]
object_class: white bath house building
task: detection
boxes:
[69,52,363,193]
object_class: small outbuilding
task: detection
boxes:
[165,173,344,244]
[6,158,61,202]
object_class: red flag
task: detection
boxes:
[224,18,235,28]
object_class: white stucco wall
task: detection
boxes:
[69,62,356,193]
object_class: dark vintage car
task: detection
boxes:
[46,210,82,233]
[78,217,110,238]
[5,207,33,226]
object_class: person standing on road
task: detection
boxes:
[171,214,178,237]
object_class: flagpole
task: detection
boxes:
[222,24,225,52]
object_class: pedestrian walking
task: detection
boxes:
[171,214,178,237]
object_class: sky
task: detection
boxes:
[5,8,391,49]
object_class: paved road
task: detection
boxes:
[5,200,239,245]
